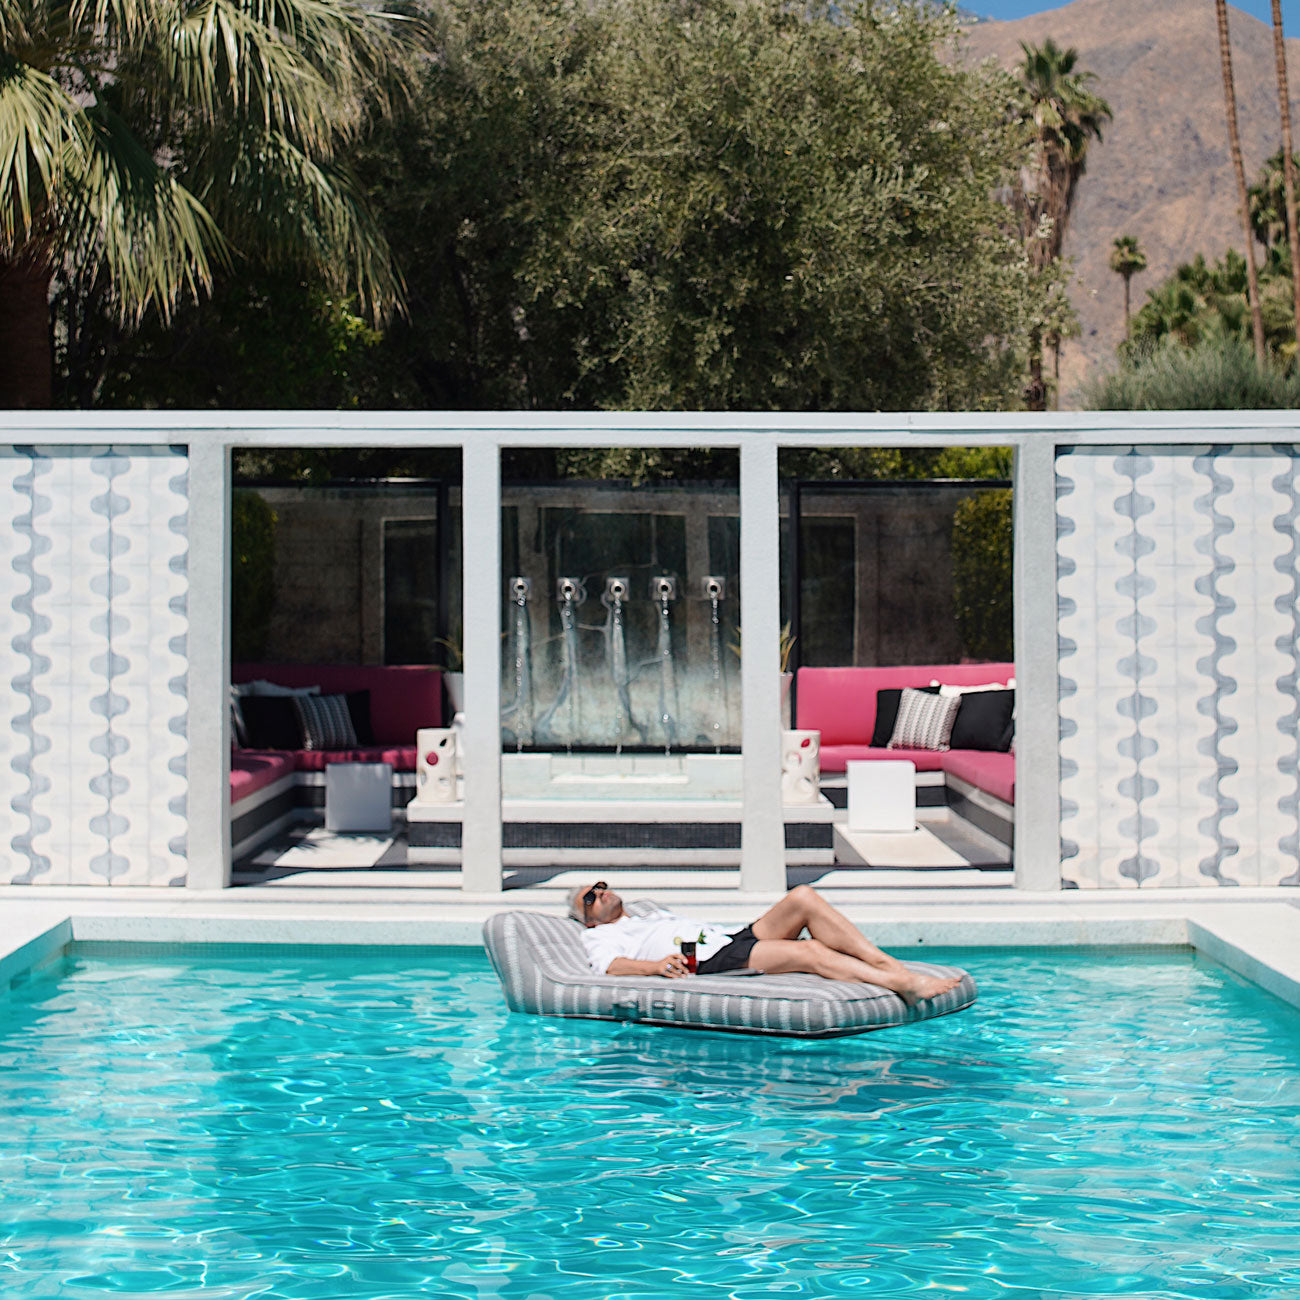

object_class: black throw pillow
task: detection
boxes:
[949,689,1015,752]
[239,695,305,749]
[346,690,375,745]
[870,684,940,748]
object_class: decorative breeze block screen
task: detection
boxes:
[1057,444,1300,889]
[0,446,189,886]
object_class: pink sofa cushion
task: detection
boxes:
[796,664,1013,747]
[820,744,949,774]
[231,750,296,803]
[942,751,1015,805]
[233,663,442,746]
[293,746,418,773]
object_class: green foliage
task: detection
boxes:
[1109,234,1148,280]
[1126,247,1298,362]
[1081,335,1300,410]
[550,448,739,484]
[951,489,1013,662]
[231,490,277,660]
[1,0,412,330]
[1247,151,1300,250]
[1120,153,1300,375]
[780,445,1011,481]
[79,273,394,409]
[351,0,1042,413]
[1013,38,1111,271]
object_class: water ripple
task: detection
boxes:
[0,947,1297,1299]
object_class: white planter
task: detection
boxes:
[414,727,459,804]
[443,670,465,715]
[781,729,821,805]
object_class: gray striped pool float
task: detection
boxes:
[482,904,977,1038]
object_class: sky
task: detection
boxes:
[971,0,1293,24]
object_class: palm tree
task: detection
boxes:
[1270,0,1300,365]
[1215,0,1267,367]
[1248,154,1290,250]
[1109,235,1148,331]
[1014,38,1111,410]
[0,0,411,408]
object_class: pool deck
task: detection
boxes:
[2,883,1298,1012]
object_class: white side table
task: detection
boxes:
[325,762,394,832]
[846,759,916,833]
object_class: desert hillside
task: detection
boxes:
[960,0,1300,402]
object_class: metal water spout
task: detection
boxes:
[500,576,533,751]
[651,574,680,752]
[702,575,726,752]
[535,577,586,750]
[603,576,646,750]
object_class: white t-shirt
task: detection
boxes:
[581,908,741,975]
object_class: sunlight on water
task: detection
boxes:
[1,946,1298,1299]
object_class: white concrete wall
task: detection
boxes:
[0,412,1296,893]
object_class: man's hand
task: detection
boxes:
[656,952,690,978]
[607,953,691,978]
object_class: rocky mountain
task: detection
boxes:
[959,0,1300,402]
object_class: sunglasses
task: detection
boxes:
[582,881,608,911]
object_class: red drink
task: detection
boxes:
[680,940,697,974]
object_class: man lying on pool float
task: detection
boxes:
[569,882,962,1006]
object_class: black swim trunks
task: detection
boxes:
[697,924,759,975]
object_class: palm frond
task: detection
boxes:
[0,54,86,250]
[67,0,173,50]
[168,0,338,153]
[166,0,413,151]
[0,3,39,51]
[59,97,225,322]
[201,127,402,322]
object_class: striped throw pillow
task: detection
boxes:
[293,692,358,750]
[888,687,961,752]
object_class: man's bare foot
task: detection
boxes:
[899,972,963,1006]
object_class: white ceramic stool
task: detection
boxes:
[846,759,916,833]
[325,762,394,832]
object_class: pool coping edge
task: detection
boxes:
[3,900,1299,1014]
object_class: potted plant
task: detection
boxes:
[730,623,798,727]
[435,624,464,715]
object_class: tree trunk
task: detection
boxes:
[1218,0,1268,367]
[1123,275,1132,329]
[0,255,55,409]
[1025,325,1046,412]
[1271,0,1300,364]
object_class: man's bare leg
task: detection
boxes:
[751,885,904,971]
[748,938,961,1006]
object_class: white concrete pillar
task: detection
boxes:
[460,438,503,891]
[186,435,231,890]
[1012,437,1062,891]
[739,437,786,895]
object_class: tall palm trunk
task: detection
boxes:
[1271,0,1300,361]
[0,255,54,409]
[1025,327,1046,411]
[1122,275,1132,328]
[1217,0,1268,367]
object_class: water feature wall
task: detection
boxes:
[500,482,740,752]
[500,571,738,752]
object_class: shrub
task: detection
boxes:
[1080,335,1300,410]
[232,491,277,660]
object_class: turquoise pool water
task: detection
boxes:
[1,946,1298,1299]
